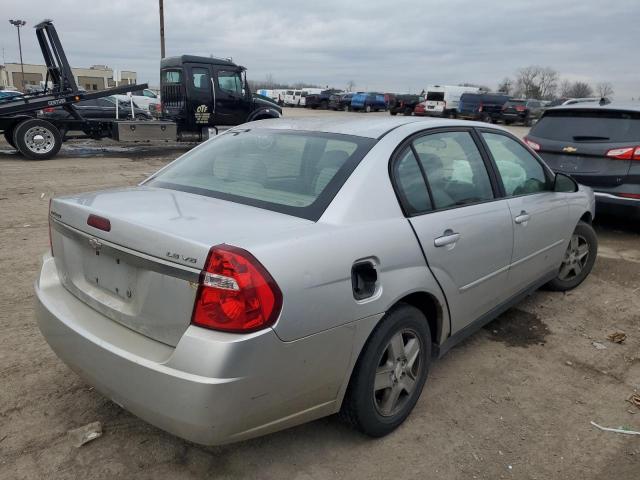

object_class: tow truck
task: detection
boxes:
[0,20,281,160]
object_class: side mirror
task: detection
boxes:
[554,172,579,193]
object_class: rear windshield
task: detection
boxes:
[145,129,376,220]
[506,100,526,105]
[426,92,445,101]
[531,110,640,143]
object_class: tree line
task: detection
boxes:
[497,66,614,100]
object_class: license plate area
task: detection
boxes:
[83,249,138,301]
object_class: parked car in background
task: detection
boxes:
[420,85,480,117]
[501,99,544,126]
[457,92,510,123]
[329,92,355,111]
[114,88,160,113]
[37,116,596,446]
[283,89,303,107]
[305,89,342,109]
[525,102,640,219]
[351,92,387,112]
[0,89,24,102]
[40,96,152,123]
[389,94,423,115]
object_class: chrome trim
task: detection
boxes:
[50,217,201,283]
[594,192,640,203]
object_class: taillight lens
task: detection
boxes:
[43,107,55,113]
[605,146,640,160]
[524,137,540,151]
[87,214,111,231]
[515,105,526,112]
[192,245,282,333]
[617,193,640,199]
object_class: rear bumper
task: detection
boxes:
[35,254,356,445]
[594,192,640,217]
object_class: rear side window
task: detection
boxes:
[393,149,432,214]
[482,132,549,196]
[413,131,494,209]
[531,110,640,143]
[162,70,182,84]
[146,129,375,220]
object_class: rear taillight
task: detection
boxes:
[192,245,282,333]
[515,105,526,112]
[617,193,640,199]
[48,198,54,256]
[43,107,54,113]
[524,137,540,151]
[605,146,640,160]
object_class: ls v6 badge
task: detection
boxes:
[166,252,197,263]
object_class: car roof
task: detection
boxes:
[243,116,505,139]
[546,102,640,113]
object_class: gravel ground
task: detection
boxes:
[1,109,639,479]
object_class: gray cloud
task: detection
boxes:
[1,0,638,98]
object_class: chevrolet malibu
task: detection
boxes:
[36,117,597,445]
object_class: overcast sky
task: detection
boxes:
[1,0,638,99]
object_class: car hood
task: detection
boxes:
[252,95,282,113]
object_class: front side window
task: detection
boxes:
[413,131,494,209]
[218,71,243,95]
[192,67,210,90]
[482,132,549,196]
[145,129,375,220]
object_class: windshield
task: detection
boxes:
[145,129,376,220]
[531,110,640,142]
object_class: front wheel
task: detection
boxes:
[545,221,597,291]
[13,119,62,160]
[340,304,431,437]
[365,105,372,113]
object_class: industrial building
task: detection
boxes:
[0,62,137,91]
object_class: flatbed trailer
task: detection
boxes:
[0,20,282,160]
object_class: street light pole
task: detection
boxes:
[9,19,27,92]
[159,0,166,59]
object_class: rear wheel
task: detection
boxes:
[546,221,597,291]
[343,105,350,112]
[13,119,62,160]
[390,111,398,116]
[341,304,431,437]
[482,113,493,123]
[365,105,372,113]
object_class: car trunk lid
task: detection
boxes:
[49,186,311,346]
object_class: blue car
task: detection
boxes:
[351,92,387,113]
[0,90,23,102]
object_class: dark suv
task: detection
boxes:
[305,89,342,109]
[458,93,510,123]
[389,94,423,115]
[501,99,544,126]
[525,103,640,218]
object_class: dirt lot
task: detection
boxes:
[1,109,639,479]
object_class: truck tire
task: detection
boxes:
[3,128,17,149]
[320,100,329,110]
[13,119,62,160]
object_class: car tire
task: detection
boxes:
[404,107,413,116]
[482,114,493,123]
[545,221,597,291]
[340,303,431,437]
[524,116,532,127]
[343,105,350,112]
[390,111,398,116]
[13,119,62,160]
[365,105,372,113]
[3,127,17,149]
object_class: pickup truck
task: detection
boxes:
[305,89,343,109]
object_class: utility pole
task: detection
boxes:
[9,19,27,91]
[159,0,166,59]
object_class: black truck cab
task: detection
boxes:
[160,55,281,139]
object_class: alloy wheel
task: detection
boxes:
[558,233,590,281]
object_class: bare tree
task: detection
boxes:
[559,79,572,98]
[514,66,558,99]
[596,81,614,98]
[346,80,355,92]
[566,81,593,98]
[497,77,513,95]
[264,73,275,89]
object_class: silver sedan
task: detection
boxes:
[36,117,597,445]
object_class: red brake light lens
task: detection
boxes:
[605,146,640,160]
[87,214,111,231]
[515,105,526,112]
[48,198,54,256]
[524,137,540,151]
[192,245,282,333]
[618,193,640,199]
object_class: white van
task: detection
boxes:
[284,90,303,107]
[422,85,480,117]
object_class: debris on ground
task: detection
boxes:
[68,421,103,447]
[592,341,607,350]
[627,394,640,410]
[607,331,627,344]
[590,421,640,436]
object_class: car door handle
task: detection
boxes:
[514,211,531,224]
[434,230,461,247]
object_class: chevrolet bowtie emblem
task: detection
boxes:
[562,146,577,153]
